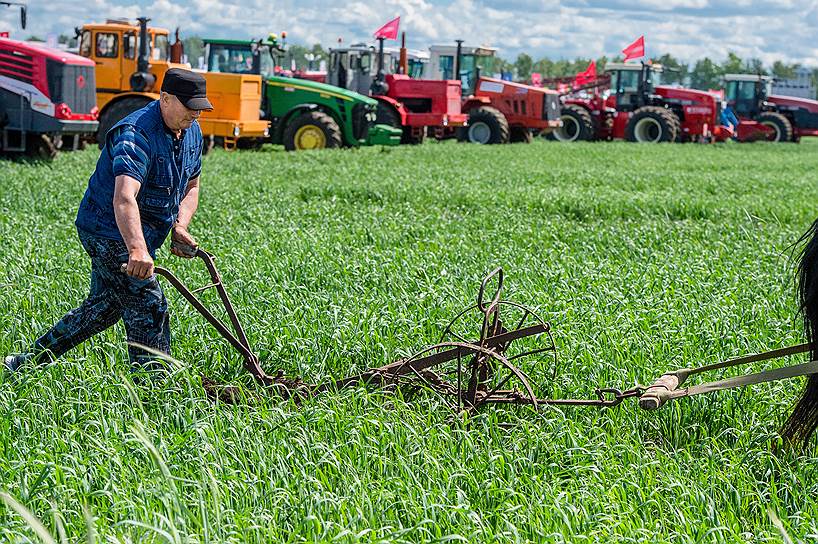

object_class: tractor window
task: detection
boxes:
[739,82,756,100]
[258,47,276,78]
[208,44,255,74]
[458,54,477,93]
[95,32,118,58]
[439,54,454,80]
[408,59,425,78]
[153,34,169,61]
[725,80,739,102]
[616,70,640,93]
[359,52,371,74]
[123,32,136,59]
[78,30,91,57]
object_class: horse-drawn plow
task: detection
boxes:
[156,246,818,424]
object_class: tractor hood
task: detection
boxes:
[265,75,377,106]
[768,94,818,114]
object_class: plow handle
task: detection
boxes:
[639,371,687,410]
[477,267,504,313]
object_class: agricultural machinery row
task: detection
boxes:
[2,5,817,157]
[547,63,818,144]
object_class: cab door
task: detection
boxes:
[83,29,122,91]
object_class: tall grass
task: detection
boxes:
[0,140,817,542]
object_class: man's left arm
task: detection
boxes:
[171,176,200,258]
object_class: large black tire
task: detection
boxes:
[96,97,152,149]
[548,104,595,142]
[625,106,679,143]
[458,106,510,144]
[757,111,794,143]
[510,126,533,143]
[375,101,401,128]
[401,127,426,145]
[282,111,342,151]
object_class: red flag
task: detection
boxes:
[530,72,542,87]
[622,36,645,61]
[573,60,596,86]
[374,16,400,40]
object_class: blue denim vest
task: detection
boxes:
[75,100,203,256]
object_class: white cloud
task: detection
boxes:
[1,0,816,67]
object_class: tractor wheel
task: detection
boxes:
[757,112,794,143]
[96,96,152,149]
[548,104,595,142]
[283,111,342,151]
[510,127,533,143]
[459,106,510,144]
[625,106,678,143]
[375,102,401,129]
[401,126,426,145]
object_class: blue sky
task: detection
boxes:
[3,0,817,66]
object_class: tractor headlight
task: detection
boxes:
[366,112,376,122]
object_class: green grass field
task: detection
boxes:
[1,139,817,542]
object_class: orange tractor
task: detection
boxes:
[76,17,269,148]
[428,42,562,143]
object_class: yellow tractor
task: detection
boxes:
[77,17,269,149]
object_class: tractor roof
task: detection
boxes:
[81,21,169,35]
[605,62,663,73]
[204,38,255,46]
[0,36,96,65]
[724,73,772,82]
[429,44,497,57]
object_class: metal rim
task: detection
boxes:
[468,121,492,144]
[294,125,327,149]
[388,341,540,413]
[554,115,580,142]
[761,121,783,142]
[634,116,663,143]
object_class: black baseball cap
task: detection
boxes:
[161,68,213,111]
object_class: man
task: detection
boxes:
[5,68,212,373]
[721,100,740,139]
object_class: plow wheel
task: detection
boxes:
[387,341,541,414]
[381,272,557,413]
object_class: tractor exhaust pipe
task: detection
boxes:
[370,36,388,95]
[454,39,463,82]
[130,16,156,92]
[398,31,408,75]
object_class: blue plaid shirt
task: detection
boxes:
[76,101,202,256]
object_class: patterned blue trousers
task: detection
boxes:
[32,229,171,369]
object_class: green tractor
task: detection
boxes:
[203,36,401,150]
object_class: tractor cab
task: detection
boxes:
[724,74,773,117]
[78,18,269,148]
[328,45,389,95]
[205,36,282,78]
[604,63,663,111]
[428,44,498,96]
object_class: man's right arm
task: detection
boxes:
[114,175,153,279]
[109,125,152,279]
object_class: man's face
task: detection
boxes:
[160,93,202,131]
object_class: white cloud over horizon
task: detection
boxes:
[2,0,818,67]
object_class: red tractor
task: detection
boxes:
[428,42,562,144]
[548,63,728,143]
[724,74,818,142]
[0,3,99,156]
[327,37,466,144]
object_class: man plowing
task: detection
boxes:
[5,69,210,375]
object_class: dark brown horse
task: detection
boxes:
[781,218,818,449]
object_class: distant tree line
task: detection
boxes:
[508,51,814,91]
